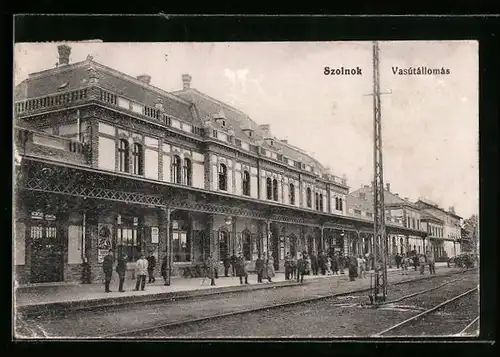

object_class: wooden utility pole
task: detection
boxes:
[371,41,389,303]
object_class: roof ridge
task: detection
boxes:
[88,60,193,107]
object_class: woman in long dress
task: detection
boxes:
[266,255,276,282]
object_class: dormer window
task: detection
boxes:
[270,140,274,146]
[221,120,226,128]
[58,82,68,90]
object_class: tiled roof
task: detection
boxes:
[346,193,373,213]
[420,211,444,223]
[16,60,198,124]
[350,186,410,206]
[173,88,329,175]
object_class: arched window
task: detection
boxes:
[242,231,251,261]
[266,177,272,199]
[306,187,312,208]
[272,179,278,201]
[172,155,182,184]
[290,234,297,258]
[118,139,129,173]
[335,197,343,211]
[242,171,250,196]
[315,192,319,210]
[289,183,295,205]
[218,164,227,191]
[132,143,143,175]
[183,158,192,186]
[319,194,323,211]
[400,237,404,254]
[219,230,229,261]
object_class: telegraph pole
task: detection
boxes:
[371,41,389,303]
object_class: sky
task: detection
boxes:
[13,41,479,219]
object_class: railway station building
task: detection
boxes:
[14,45,430,285]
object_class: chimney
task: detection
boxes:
[386,183,391,192]
[282,139,288,143]
[182,74,192,89]
[259,124,271,137]
[404,197,409,201]
[137,75,151,85]
[57,44,71,66]
[449,206,455,214]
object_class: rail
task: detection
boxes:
[101,269,474,338]
[373,286,478,336]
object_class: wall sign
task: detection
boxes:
[151,227,159,244]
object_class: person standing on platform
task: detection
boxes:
[266,255,276,282]
[103,249,114,293]
[116,253,127,292]
[147,252,156,284]
[348,255,358,281]
[318,251,327,275]
[310,253,319,275]
[426,250,436,275]
[223,254,231,277]
[419,254,426,274]
[230,253,238,277]
[284,253,292,280]
[296,252,307,283]
[134,254,148,291]
[290,255,297,279]
[160,254,169,286]
[236,253,249,285]
[255,254,264,283]
[395,253,402,269]
[205,254,216,286]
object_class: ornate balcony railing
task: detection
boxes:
[15,126,90,166]
[15,88,89,116]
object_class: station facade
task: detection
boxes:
[14,45,444,285]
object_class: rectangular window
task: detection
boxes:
[116,225,141,262]
[172,227,191,262]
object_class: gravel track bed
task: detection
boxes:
[15,269,472,338]
[382,289,479,337]
[123,272,478,338]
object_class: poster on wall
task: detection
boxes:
[97,223,113,263]
[151,227,159,244]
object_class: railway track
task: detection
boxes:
[373,286,479,337]
[103,268,476,338]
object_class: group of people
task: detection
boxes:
[102,248,437,293]
[102,250,170,293]
[395,251,436,275]
[282,250,369,283]
[205,253,276,286]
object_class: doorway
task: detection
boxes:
[30,214,64,283]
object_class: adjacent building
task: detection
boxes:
[415,199,462,261]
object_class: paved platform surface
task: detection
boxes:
[14,263,449,314]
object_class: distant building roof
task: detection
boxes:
[173,87,335,178]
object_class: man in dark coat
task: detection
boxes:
[348,255,358,281]
[236,253,249,285]
[223,254,231,277]
[147,253,156,283]
[318,251,327,275]
[310,253,319,275]
[160,255,169,286]
[395,253,402,269]
[230,254,238,277]
[116,253,127,292]
[296,253,307,283]
[102,249,114,293]
[255,254,264,283]
[284,253,292,280]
